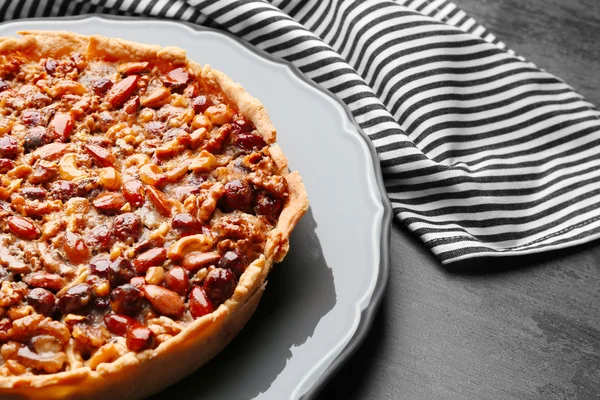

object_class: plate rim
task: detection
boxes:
[0,14,393,399]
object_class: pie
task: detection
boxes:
[0,31,308,398]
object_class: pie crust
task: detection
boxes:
[0,31,308,399]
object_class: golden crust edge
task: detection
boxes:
[0,31,308,398]
[2,31,186,64]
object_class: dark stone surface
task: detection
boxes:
[319,1,600,399]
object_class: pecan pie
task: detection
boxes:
[0,31,308,398]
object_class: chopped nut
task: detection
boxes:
[123,96,140,115]
[155,139,184,159]
[142,285,184,318]
[167,108,194,128]
[53,80,85,97]
[106,122,128,140]
[117,62,149,75]
[138,108,155,123]
[33,143,70,160]
[48,113,74,142]
[92,192,126,214]
[5,359,26,375]
[0,118,14,136]
[139,163,166,186]
[182,252,221,273]
[99,167,121,191]
[145,267,164,285]
[7,165,32,179]
[72,322,108,349]
[93,280,110,298]
[23,272,66,291]
[58,153,85,180]
[106,75,139,107]
[63,231,91,264]
[171,94,188,107]
[3,178,22,198]
[168,234,213,261]
[197,182,225,223]
[141,86,170,108]
[147,316,183,336]
[145,186,172,217]
[64,314,87,326]
[28,161,58,184]
[189,128,208,149]
[125,153,151,168]
[0,281,25,308]
[148,222,170,241]
[165,161,190,183]
[84,144,116,167]
[191,114,213,131]
[7,215,40,240]
[162,68,190,87]
[6,306,33,321]
[189,150,216,173]
[202,124,231,153]
[17,344,67,373]
[41,220,65,240]
[204,104,233,125]
[193,268,209,283]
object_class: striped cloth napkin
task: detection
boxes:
[3,0,600,264]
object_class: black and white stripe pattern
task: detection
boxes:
[3,0,600,264]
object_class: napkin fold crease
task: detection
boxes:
[4,0,600,264]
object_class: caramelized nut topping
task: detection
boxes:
[133,248,167,274]
[145,185,172,216]
[110,284,144,316]
[58,284,93,314]
[91,78,113,95]
[0,41,294,375]
[63,231,91,265]
[171,213,202,236]
[49,113,74,142]
[122,179,145,207]
[7,216,40,240]
[219,250,247,279]
[108,258,136,288]
[189,286,215,319]
[182,252,221,273]
[126,325,155,352]
[90,258,111,277]
[92,192,126,214]
[142,285,184,319]
[26,288,57,316]
[165,267,189,296]
[113,213,142,242]
[203,268,237,305]
[106,75,139,107]
[104,313,137,336]
[0,136,18,159]
[117,62,149,75]
[23,273,66,291]
[163,68,190,87]
[222,179,253,213]
[141,87,171,108]
[84,144,117,167]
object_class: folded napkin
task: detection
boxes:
[4,0,600,264]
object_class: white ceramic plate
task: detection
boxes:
[0,16,392,400]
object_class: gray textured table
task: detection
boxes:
[319,1,600,399]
